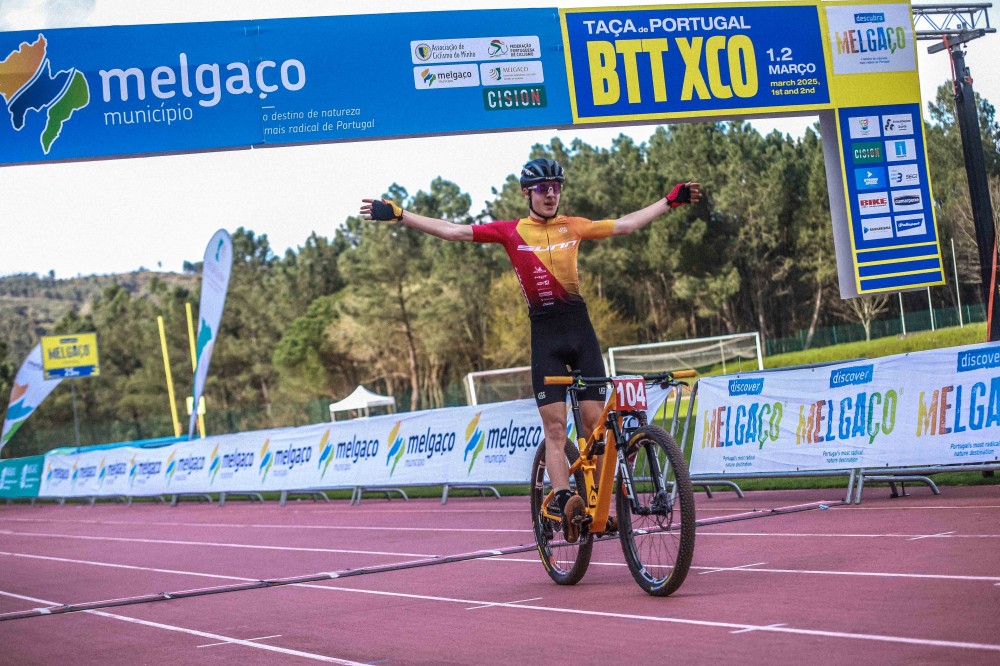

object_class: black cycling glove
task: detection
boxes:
[370,199,404,221]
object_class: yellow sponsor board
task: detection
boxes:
[40,333,100,379]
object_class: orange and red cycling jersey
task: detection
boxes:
[472,215,615,317]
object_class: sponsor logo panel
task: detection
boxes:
[891,188,922,212]
[483,85,547,111]
[861,216,893,241]
[881,113,913,136]
[894,213,926,236]
[888,163,920,188]
[852,141,883,164]
[413,64,480,89]
[853,166,885,190]
[826,4,916,75]
[848,115,881,139]
[885,138,916,162]
[479,60,544,85]
[858,192,890,215]
[410,36,540,64]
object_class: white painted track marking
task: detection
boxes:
[0,530,436,557]
[698,561,768,575]
[4,550,1000,652]
[197,634,282,648]
[907,531,956,541]
[6,547,1000,584]
[0,590,367,664]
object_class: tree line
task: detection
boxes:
[1,83,997,457]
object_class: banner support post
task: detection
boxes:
[185,303,207,439]
[71,378,80,448]
[157,316,182,437]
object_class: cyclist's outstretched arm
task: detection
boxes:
[612,182,700,236]
[360,198,474,242]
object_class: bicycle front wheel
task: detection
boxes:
[616,425,696,596]
[530,439,593,585]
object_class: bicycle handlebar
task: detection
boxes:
[543,370,698,386]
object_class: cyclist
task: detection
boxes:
[361,158,700,542]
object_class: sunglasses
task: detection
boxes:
[531,181,562,195]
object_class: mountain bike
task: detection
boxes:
[530,371,697,596]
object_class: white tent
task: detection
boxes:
[328,385,396,421]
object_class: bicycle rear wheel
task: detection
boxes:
[531,440,593,585]
[616,425,696,596]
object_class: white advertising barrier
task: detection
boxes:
[39,386,673,497]
[691,342,1000,476]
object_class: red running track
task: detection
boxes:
[1,485,998,665]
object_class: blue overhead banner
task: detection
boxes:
[561,3,831,123]
[0,9,571,165]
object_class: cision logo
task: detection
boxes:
[0,34,90,154]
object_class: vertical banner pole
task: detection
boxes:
[71,379,80,447]
[927,287,935,331]
[157,316,182,437]
[899,293,907,336]
[185,303,207,439]
[952,238,963,326]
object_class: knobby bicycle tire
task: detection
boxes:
[530,439,594,585]
[616,425,696,596]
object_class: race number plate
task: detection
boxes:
[612,376,647,410]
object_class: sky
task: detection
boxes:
[1,0,998,278]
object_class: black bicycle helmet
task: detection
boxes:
[519,158,566,188]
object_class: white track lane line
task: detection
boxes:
[487,556,1000,582]
[4,523,1000,539]
[0,590,367,664]
[295,584,1000,653]
[907,531,957,541]
[197,634,282,648]
[465,597,543,610]
[0,519,531,532]
[698,562,768,575]
[4,551,1000,652]
[697,531,1000,538]
[0,530,436,557]
[6,546,1000,585]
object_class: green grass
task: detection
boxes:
[763,323,987,370]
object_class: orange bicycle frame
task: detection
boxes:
[539,376,623,535]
